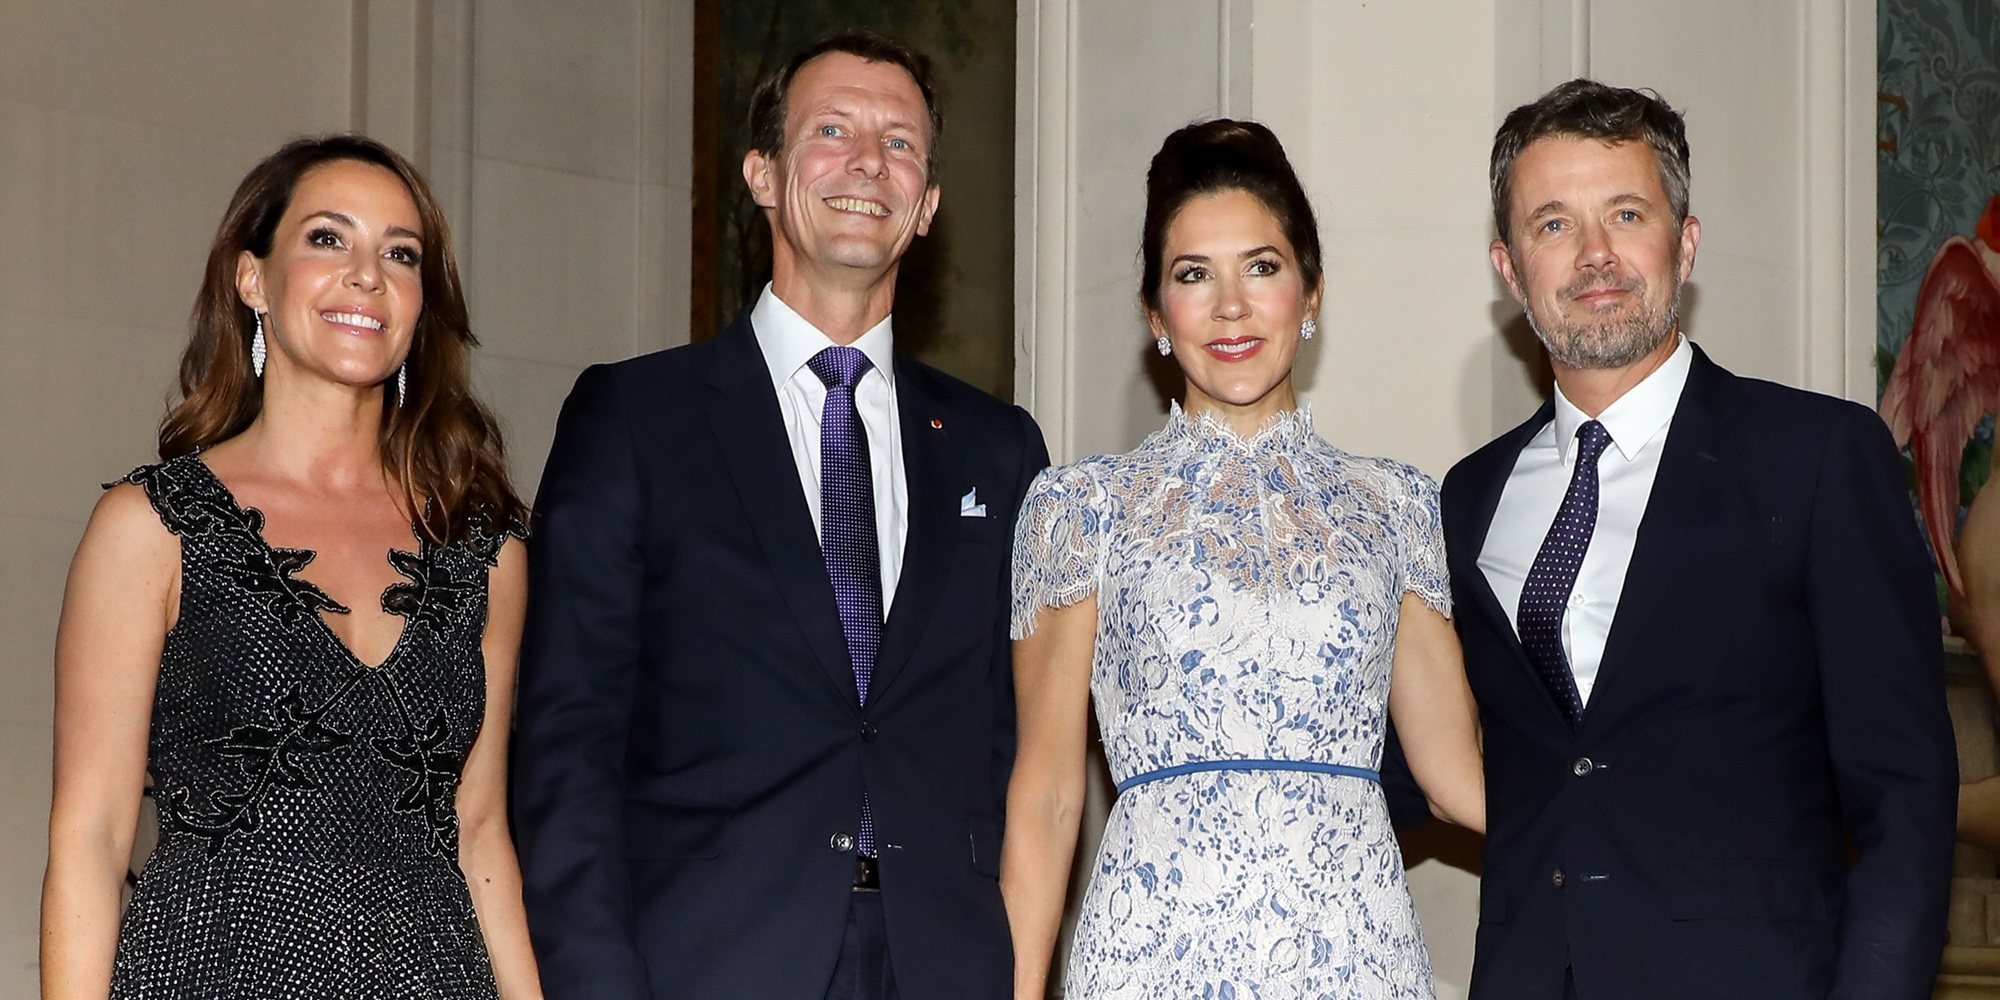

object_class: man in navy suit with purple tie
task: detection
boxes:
[1446,79,1955,1000]
[512,31,1047,1000]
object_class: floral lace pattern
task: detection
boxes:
[1012,404,1448,999]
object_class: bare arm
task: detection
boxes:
[41,484,176,998]
[1386,595,1484,833]
[1000,597,1096,1000]
[460,536,543,998]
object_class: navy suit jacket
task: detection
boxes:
[1445,346,1955,1000]
[512,316,1049,1000]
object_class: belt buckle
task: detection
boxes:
[851,854,881,893]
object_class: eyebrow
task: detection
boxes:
[1525,193,1655,220]
[302,210,422,241]
[1171,245,1282,264]
[804,105,923,139]
[1524,200,1566,221]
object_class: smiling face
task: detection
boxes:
[235,158,424,393]
[1491,136,1698,373]
[1151,188,1320,430]
[743,51,940,300]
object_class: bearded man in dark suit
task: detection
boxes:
[1446,79,1955,1000]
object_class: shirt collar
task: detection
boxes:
[1550,333,1693,463]
[750,283,896,392]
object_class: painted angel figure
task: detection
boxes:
[1880,194,2000,850]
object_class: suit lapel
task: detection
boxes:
[703,316,860,704]
[1452,402,1566,723]
[870,360,962,702]
[1584,348,1733,724]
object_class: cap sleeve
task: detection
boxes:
[1395,464,1451,618]
[1009,463,1107,639]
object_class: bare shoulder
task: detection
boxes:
[489,535,527,595]
[80,482,176,564]
[61,481,180,638]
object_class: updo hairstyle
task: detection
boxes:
[1138,119,1323,316]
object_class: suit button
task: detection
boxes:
[860,722,879,742]
[830,832,855,853]
[1552,868,1565,888]
[1572,757,1595,777]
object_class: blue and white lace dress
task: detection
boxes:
[1011,404,1449,1000]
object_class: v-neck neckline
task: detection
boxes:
[190,455,421,672]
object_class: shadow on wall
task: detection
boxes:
[1401,821,1483,873]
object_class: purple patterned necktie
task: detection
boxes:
[1518,420,1612,726]
[808,345,881,856]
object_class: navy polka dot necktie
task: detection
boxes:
[808,345,881,856]
[1518,420,1612,726]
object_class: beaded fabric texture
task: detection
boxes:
[105,453,520,998]
[1011,403,1449,999]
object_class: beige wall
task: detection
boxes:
[0,2,689,993]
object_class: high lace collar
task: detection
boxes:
[1160,400,1316,455]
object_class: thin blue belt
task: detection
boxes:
[1115,759,1381,794]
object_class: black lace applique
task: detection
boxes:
[115,460,249,539]
[464,504,529,567]
[211,544,351,628]
[165,686,359,853]
[373,704,465,856]
[382,545,473,632]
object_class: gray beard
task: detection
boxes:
[1524,272,1684,371]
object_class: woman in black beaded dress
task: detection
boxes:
[42,135,542,998]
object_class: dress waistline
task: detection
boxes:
[1115,759,1381,794]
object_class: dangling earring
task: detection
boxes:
[1156,336,1172,356]
[395,364,407,407]
[251,313,268,377]
[1300,318,1317,341]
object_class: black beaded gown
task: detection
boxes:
[106,454,519,999]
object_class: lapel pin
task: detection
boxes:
[930,418,943,430]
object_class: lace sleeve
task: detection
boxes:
[465,503,530,566]
[1009,463,1106,639]
[1395,465,1451,618]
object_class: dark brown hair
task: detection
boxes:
[1490,78,1691,245]
[161,134,526,544]
[746,30,944,179]
[1140,119,1323,316]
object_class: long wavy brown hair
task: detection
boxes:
[161,134,526,544]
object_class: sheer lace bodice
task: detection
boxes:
[1012,403,1448,998]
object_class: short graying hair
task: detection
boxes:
[1490,79,1690,244]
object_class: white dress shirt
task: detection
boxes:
[751,284,908,609]
[1478,335,1693,705]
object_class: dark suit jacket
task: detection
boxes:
[512,316,1049,1000]
[1444,346,1955,1000]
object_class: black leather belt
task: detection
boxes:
[852,854,880,892]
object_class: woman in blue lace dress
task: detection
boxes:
[1002,120,1486,999]
[42,136,542,998]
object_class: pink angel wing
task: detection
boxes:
[1879,236,2000,597]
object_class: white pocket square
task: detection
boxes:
[960,488,988,518]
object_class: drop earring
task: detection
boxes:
[1300,318,1317,341]
[1156,336,1172,356]
[251,313,267,377]
[395,364,407,407]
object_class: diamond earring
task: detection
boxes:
[1156,336,1172,356]
[251,313,267,377]
[1300,318,1317,341]
[395,364,407,407]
